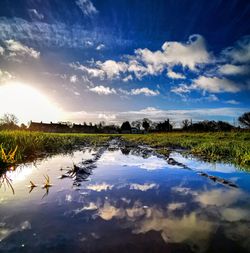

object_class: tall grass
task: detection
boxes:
[0,131,110,166]
[122,131,250,169]
[0,130,249,170]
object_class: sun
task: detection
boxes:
[0,82,63,124]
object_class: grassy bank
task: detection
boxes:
[122,132,250,169]
[0,130,250,170]
[0,131,110,167]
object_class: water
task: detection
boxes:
[1,145,250,253]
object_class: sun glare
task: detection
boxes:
[0,82,63,124]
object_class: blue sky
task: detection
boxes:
[0,0,249,125]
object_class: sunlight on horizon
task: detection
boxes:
[0,82,64,124]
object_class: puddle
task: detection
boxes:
[1,144,250,253]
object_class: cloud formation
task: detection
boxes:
[28,9,44,20]
[193,76,240,93]
[76,0,98,16]
[167,69,185,79]
[89,85,116,95]
[64,106,248,125]
[69,34,210,81]
[130,87,159,96]
[218,64,249,75]
[0,69,13,83]
[2,39,40,61]
[222,36,250,63]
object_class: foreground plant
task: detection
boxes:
[42,174,52,188]
[0,145,18,168]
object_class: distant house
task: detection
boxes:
[71,123,97,133]
[29,121,70,133]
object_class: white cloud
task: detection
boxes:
[135,34,210,71]
[0,46,4,55]
[70,75,78,83]
[64,106,248,126]
[167,69,185,79]
[206,94,219,101]
[97,60,128,79]
[69,34,210,81]
[0,69,13,83]
[193,76,240,93]
[225,99,240,105]
[98,113,116,121]
[70,60,128,80]
[85,40,94,47]
[171,84,191,95]
[74,91,80,96]
[96,43,105,50]
[122,75,133,82]
[70,62,105,79]
[76,0,98,16]
[218,64,249,75]
[0,17,124,51]
[89,85,116,95]
[222,36,250,63]
[28,9,44,20]
[131,87,159,96]
[4,39,40,59]
[127,59,149,79]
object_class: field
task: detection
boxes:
[0,130,250,170]
[0,131,110,168]
[123,132,250,169]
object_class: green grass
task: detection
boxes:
[121,131,250,170]
[0,131,110,167]
[0,130,250,170]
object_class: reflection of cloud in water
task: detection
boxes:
[221,207,250,222]
[0,221,31,242]
[133,211,215,253]
[98,150,168,170]
[168,202,186,211]
[74,202,98,214]
[130,183,158,191]
[96,200,214,252]
[92,185,250,252]
[86,182,114,192]
[224,223,250,250]
[98,201,125,221]
[65,194,72,202]
[6,166,33,182]
[170,152,238,173]
[195,188,245,207]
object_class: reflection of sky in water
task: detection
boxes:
[170,152,239,173]
[0,148,250,253]
[98,150,168,170]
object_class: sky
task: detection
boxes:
[0,0,249,125]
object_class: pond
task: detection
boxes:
[1,142,250,253]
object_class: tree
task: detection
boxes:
[0,113,19,130]
[121,121,131,132]
[142,118,151,131]
[131,120,142,129]
[0,113,18,125]
[156,119,173,132]
[181,119,191,130]
[238,112,250,128]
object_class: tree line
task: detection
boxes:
[0,112,250,133]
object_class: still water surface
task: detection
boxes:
[1,145,250,253]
